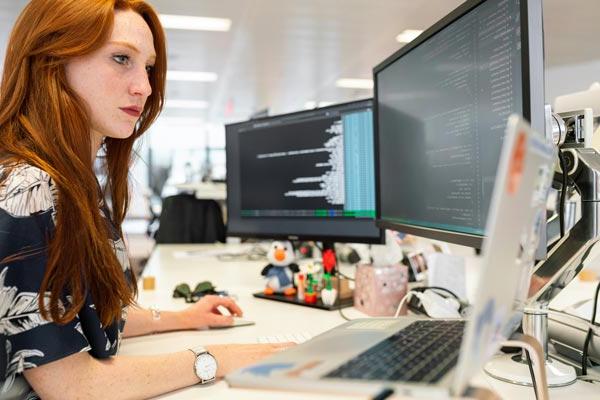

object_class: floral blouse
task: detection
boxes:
[0,164,131,399]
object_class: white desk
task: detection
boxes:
[121,244,600,399]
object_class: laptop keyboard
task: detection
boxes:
[324,320,465,383]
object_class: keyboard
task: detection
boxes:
[257,332,314,344]
[325,320,465,383]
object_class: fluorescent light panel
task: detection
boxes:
[167,70,218,82]
[396,29,423,43]
[336,79,374,89]
[166,100,209,109]
[159,14,231,32]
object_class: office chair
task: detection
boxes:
[154,193,226,244]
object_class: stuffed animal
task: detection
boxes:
[261,241,300,296]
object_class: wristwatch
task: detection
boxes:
[188,346,218,384]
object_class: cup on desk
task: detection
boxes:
[354,263,408,316]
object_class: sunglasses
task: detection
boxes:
[172,281,228,303]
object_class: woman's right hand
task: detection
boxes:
[205,343,295,378]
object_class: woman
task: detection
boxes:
[0,1,289,398]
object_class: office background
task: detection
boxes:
[1,0,599,263]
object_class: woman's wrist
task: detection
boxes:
[148,309,199,333]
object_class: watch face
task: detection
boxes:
[195,353,217,381]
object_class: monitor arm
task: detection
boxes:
[529,147,600,305]
[485,147,600,387]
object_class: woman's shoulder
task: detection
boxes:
[0,162,57,217]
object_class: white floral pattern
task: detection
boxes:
[0,164,56,220]
[2,340,44,394]
[0,268,50,336]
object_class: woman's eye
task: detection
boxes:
[112,54,130,65]
[146,65,154,74]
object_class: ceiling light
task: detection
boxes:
[159,14,231,32]
[318,101,334,107]
[336,79,374,89]
[166,100,209,109]
[305,101,335,109]
[396,29,423,43]
[167,70,218,82]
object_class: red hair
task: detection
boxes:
[0,0,166,326]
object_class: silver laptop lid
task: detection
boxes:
[452,115,555,394]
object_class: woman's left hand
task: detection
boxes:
[179,295,243,330]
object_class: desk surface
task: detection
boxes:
[122,244,600,399]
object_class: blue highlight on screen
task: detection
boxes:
[343,109,376,214]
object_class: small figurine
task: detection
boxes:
[296,273,306,300]
[304,274,317,304]
[322,248,337,274]
[261,241,300,296]
[300,261,323,292]
[321,273,338,306]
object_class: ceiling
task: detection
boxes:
[1,0,599,126]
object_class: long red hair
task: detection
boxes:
[0,0,166,326]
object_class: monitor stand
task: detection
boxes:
[485,146,600,387]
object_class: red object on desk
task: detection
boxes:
[323,249,336,274]
[304,292,317,304]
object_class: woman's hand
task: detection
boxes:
[179,295,243,330]
[205,343,296,378]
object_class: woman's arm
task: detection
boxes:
[24,342,291,400]
[124,295,242,337]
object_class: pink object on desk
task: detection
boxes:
[354,263,408,316]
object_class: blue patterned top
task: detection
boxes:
[0,164,131,399]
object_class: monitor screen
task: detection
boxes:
[226,99,383,243]
[374,0,544,248]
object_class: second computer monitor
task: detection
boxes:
[374,0,545,248]
[226,99,382,243]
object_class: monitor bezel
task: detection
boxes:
[225,98,384,244]
[373,0,544,248]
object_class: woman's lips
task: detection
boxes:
[120,107,141,117]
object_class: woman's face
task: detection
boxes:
[65,9,156,149]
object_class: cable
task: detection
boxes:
[581,280,600,375]
[337,270,355,281]
[394,291,417,318]
[524,349,539,400]
[557,149,568,238]
[415,286,460,301]
[330,248,353,321]
[577,375,600,384]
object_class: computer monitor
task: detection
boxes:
[374,0,545,249]
[226,99,383,244]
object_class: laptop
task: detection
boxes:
[226,115,556,398]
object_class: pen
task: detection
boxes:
[371,387,394,400]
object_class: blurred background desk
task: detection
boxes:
[173,181,226,201]
[120,244,600,399]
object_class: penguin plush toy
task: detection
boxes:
[261,241,300,296]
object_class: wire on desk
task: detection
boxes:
[524,349,539,400]
[394,291,417,318]
[578,375,600,384]
[581,280,600,375]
